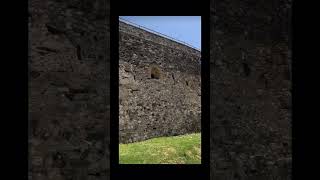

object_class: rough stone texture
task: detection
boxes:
[210,0,292,179]
[119,22,200,55]
[119,21,201,144]
[29,0,110,179]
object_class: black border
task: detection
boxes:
[6,0,314,179]
[110,12,120,166]
[5,0,313,178]
[110,1,210,179]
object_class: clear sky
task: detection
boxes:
[119,16,201,50]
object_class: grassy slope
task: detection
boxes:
[119,133,201,164]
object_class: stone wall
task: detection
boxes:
[29,0,110,179]
[119,21,201,144]
[119,21,200,56]
[210,0,292,179]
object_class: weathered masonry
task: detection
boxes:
[119,21,201,143]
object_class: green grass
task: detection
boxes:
[119,133,201,164]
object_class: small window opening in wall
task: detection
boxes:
[150,66,161,79]
[186,80,189,86]
[242,62,251,76]
[76,45,81,60]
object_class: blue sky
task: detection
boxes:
[119,16,201,50]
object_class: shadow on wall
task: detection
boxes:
[150,66,161,79]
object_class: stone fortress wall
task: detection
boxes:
[119,21,201,143]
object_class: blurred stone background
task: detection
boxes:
[210,0,291,179]
[29,0,110,179]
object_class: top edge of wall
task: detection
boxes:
[119,20,201,56]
